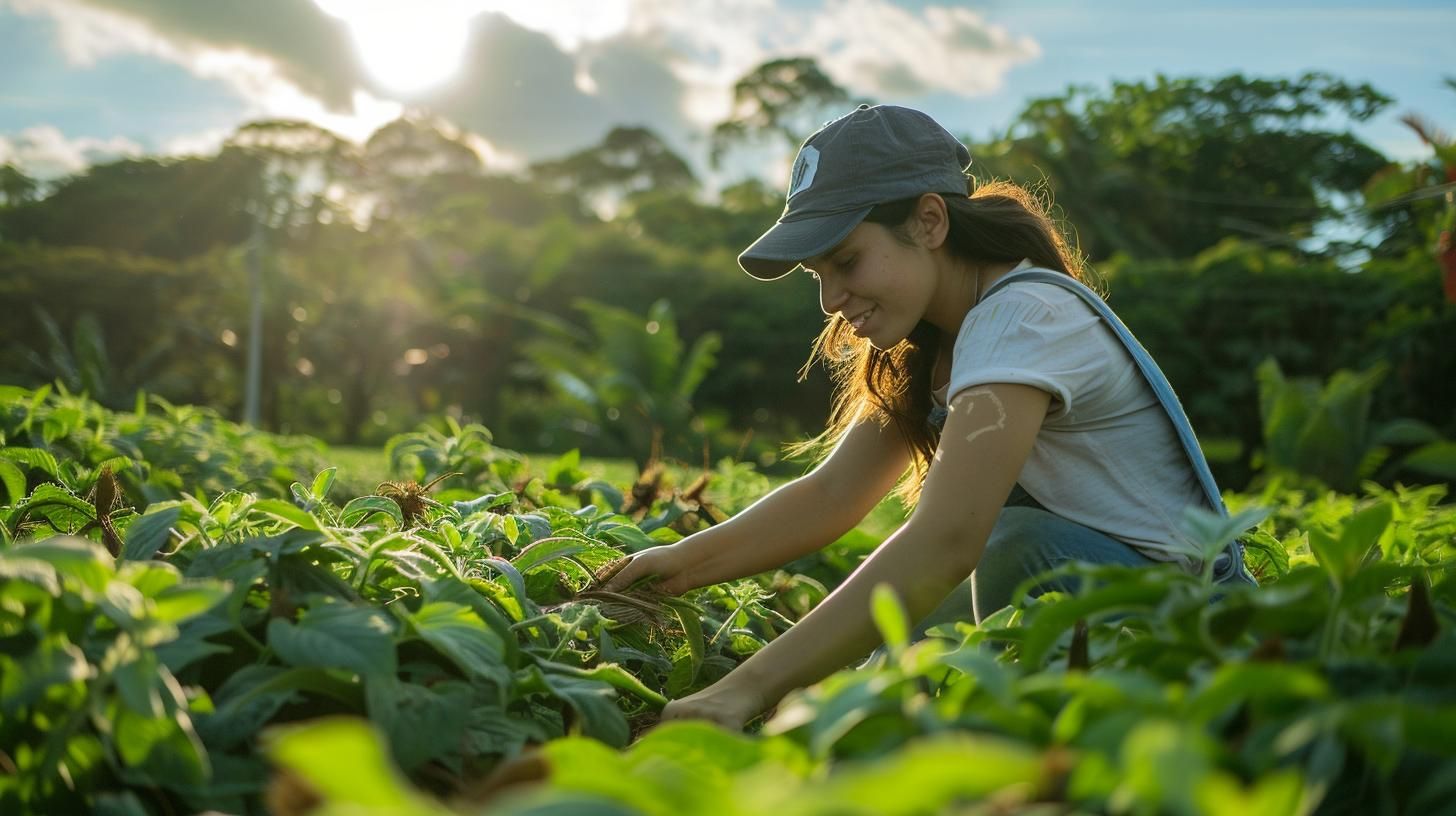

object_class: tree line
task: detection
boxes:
[1,59,1451,482]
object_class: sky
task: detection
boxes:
[0,0,1451,189]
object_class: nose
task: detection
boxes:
[818,277,849,317]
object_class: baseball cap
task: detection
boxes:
[737,104,972,280]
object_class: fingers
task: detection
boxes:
[593,556,631,588]
[598,556,648,593]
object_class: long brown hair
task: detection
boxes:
[789,178,1091,504]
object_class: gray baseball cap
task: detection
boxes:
[737,104,972,280]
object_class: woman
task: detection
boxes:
[600,104,1253,730]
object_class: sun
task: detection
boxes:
[313,0,485,94]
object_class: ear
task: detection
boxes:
[910,193,950,251]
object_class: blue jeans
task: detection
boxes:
[921,487,1157,632]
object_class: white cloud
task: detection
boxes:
[609,0,1039,131]
[5,0,1040,177]
[0,125,144,178]
[806,1,1040,98]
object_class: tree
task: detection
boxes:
[970,72,1393,260]
[362,114,482,223]
[519,298,722,469]
[710,57,866,169]
[0,154,258,259]
[1362,76,1456,300]
[530,126,697,217]
[0,163,39,207]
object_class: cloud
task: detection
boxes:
[5,0,1040,174]
[416,13,695,161]
[806,1,1040,98]
[614,0,1038,128]
[0,125,144,178]
[14,0,365,110]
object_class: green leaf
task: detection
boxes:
[511,536,592,574]
[451,491,515,517]
[0,458,25,506]
[662,598,704,694]
[150,582,228,624]
[20,483,96,531]
[200,666,316,749]
[1403,442,1456,481]
[546,448,584,486]
[264,717,444,814]
[810,733,1044,814]
[364,678,472,771]
[1,639,89,714]
[871,583,910,656]
[6,537,113,597]
[267,603,397,678]
[114,649,165,718]
[251,498,322,531]
[311,466,338,500]
[1186,663,1329,723]
[0,446,60,478]
[408,602,508,685]
[1310,501,1392,587]
[341,495,405,528]
[122,506,180,561]
[535,669,630,748]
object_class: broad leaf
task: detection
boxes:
[122,506,180,561]
[408,601,508,685]
[267,603,397,678]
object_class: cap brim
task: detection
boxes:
[737,206,872,280]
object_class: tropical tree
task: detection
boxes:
[530,126,697,218]
[1362,76,1456,301]
[969,72,1393,260]
[0,162,39,207]
[710,57,866,169]
[518,298,722,469]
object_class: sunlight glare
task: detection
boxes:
[314,0,483,93]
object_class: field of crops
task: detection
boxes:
[2,384,1454,816]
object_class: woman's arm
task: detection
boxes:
[661,383,1050,727]
[604,414,910,593]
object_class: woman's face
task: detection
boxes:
[803,221,937,350]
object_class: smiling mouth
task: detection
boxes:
[848,307,876,333]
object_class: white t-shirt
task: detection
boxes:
[934,261,1207,570]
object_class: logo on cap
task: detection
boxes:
[788,145,819,199]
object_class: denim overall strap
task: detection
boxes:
[981,269,1255,583]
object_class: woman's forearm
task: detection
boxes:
[725,517,982,709]
[674,475,868,589]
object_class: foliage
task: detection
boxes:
[0,385,329,515]
[1360,76,1456,264]
[530,126,698,217]
[1,66,1451,485]
[3,390,1454,815]
[0,390,811,814]
[971,71,1393,260]
[709,56,865,169]
[1105,240,1456,488]
[267,484,1455,816]
[1254,358,1456,491]
[518,298,723,469]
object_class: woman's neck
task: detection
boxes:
[925,257,1025,337]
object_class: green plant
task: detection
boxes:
[1255,358,1456,490]
[519,298,722,470]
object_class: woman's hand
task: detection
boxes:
[597,543,697,595]
[658,677,767,731]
